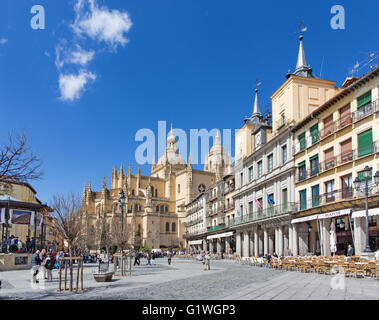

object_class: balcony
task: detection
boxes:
[297,188,354,211]
[207,224,226,232]
[227,203,296,227]
[295,141,379,183]
[352,99,378,123]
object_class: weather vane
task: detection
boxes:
[255,78,262,91]
[295,20,308,38]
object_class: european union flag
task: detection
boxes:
[267,194,275,205]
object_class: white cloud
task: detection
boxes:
[0,38,8,44]
[69,45,95,66]
[72,0,132,49]
[59,70,96,101]
[55,44,95,69]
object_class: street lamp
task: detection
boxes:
[118,189,126,231]
[353,166,379,253]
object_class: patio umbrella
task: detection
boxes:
[330,221,337,256]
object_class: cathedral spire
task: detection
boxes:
[82,184,87,201]
[102,176,107,190]
[119,163,124,178]
[87,179,91,192]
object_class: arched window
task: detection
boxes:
[132,189,135,196]
[155,189,158,197]
[172,223,176,233]
[138,224,141,233]
[156,206,159,212]
[177,184,180,193]
[151,186,154,195]
[160,205,164,212]
[135,204,138,211]
[165,206,168,213]
[165,222,170,233]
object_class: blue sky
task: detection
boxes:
[0,0,378,204]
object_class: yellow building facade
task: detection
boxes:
[292,66,379,256]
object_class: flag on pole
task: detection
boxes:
[254,198,262,209]
[267,194,275,206]
[236,208,241,217]
[39,213,43,228]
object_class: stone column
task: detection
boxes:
[322,218,331,257]
[292,224,298,256]
[263,228,268,255]
[275,227,279,254]
[288,224,293,255]
[209,240,214,254]
[278,226,283,256]
[217,238,222,253]
[236,232,242,257]
[243,231,250,257]
[249,231,254,256]
[254,228,259,256]
[268,230,274,254]
[203,239,207,252]
[225,237,230,253]
[354,217,365,256]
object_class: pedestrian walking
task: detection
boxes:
[167,251,172,265]
[151,252,156,265]
[45,253,55,281]
[39,249,47,280]
[203,252,210,271]
[31,250,41,283]
[147,251,152,265]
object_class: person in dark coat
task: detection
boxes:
[31,250,41,283]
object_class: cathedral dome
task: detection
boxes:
[157,124,187,166]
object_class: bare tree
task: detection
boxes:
[50,193,84,257]
[0,133,43,182]
[110,217,133,253]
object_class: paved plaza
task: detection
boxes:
[0,258,378,300]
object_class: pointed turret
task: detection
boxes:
[87,179,91,192]
[289,34,314,79]
[187,152,193,171]
[244,86,263,124]
[119,163,124,178]
[102,176,107,190]
[82,184,87,201]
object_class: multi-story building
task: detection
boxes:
[230,34,340,257]
[184,193,206,252]
[291,66,379,256]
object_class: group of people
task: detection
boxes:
[132,250,174,266]
[31,249,56,283]
[1,235,38,253]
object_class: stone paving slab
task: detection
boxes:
[0,258,378,300]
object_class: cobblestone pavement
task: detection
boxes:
[0,258,378,300]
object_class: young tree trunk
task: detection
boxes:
[69,245,73,292]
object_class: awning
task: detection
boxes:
[352,208,379,219]
[317,209,351,220]
[291,209,351,224]
[207,231,234,240]
[188,240,203,245]
[291,215,319,224]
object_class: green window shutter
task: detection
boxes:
[358,169,372,181]
[299,133,306,150]
[358,129,373,157]
[300,190,307,210]
[310,155,319,161]
[298,161,306,167]
[358,91,372,108]
[310,124,319,144]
